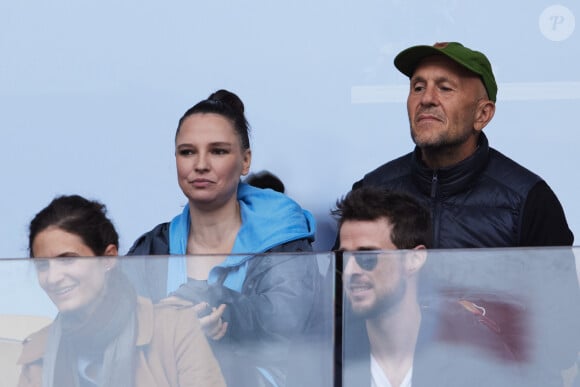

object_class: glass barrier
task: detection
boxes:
[342,247,580,387]
[0,253,335,387]
[1,248,579,387]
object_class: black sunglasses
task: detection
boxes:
[337,251,379,271]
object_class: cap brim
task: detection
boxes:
[394,45,448,78]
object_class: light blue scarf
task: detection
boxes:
[166,183,315,295]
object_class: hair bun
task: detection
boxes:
[176,88,251,150]
[208,89,245,115]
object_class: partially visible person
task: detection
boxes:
[18,195,225,387]
[353,42,573,248]
[334,187,523,387]
[125,89,320,387]
[244,170,285,193]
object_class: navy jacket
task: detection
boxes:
[354,132,573,248]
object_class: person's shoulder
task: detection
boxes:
[355,152,414,188]
[238,183,316,247]
[135,222,170,243]
[267,238,313,253]
[134,297,208,361]
[17,324,52,365]
[247,240,318,281]
[127,222,170,256]
[138,296,195,316]
[155,296,195,309]
[367,152,414,177]
[151,297,201,324]
[485,148,542,188]
[247,243,313,273]
[136,297,199,340]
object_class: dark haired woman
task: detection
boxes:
[126,89,320,387]
[18,195,225,387]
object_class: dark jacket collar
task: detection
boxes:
[411,133,490,198]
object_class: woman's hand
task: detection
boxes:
[194,302,228,340]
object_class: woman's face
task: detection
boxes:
[32,227,117,317]
[175,113,251,210]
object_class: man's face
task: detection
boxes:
[407,55,488,157]
[340,219,407,318]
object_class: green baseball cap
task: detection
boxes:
[394,42,497,102]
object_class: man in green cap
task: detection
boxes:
[350,42,578,386]
[353,42,572,248]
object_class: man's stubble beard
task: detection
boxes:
[410,124,475,155]
[351,278,407,320]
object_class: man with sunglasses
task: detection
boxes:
[334,187,522,387]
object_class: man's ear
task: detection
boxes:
[474,100,495,132]
[406,245,427,275]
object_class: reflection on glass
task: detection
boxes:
[125,253,334,387]
[342,249,580,387]
[2,248,578,386]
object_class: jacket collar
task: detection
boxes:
[411,133,490,198]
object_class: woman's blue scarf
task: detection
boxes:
[166,182,315,295]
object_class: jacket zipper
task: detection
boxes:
[430,172,438,198]
[430,172,440,247]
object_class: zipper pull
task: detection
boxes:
[430,172,438,198]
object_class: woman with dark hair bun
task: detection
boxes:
[126,89,319,387]
[18,195,225,387]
